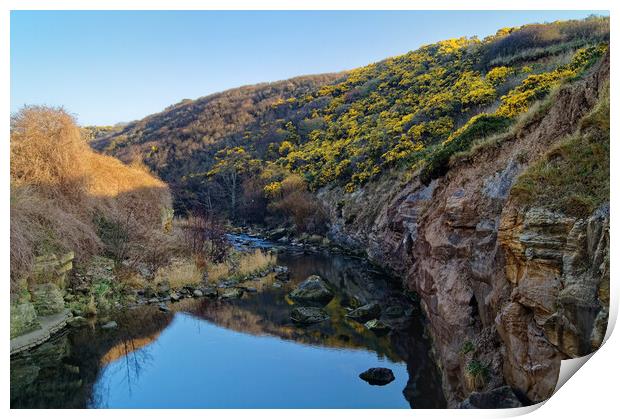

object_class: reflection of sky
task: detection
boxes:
[91,312,410,408]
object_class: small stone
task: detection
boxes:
[158,303,170,312]
[148,297,159,304]
[203,288,218,298]
[101,321,118,330]
[359,368,395,385]
[193,289,204,298]
[220,288,244,300]
[170,293,181,302]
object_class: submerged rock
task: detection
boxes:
[290,307,329,324]
[458,386,523,409]
[346,302,381,323]
[288,275,334,306]
[359,368,395,385]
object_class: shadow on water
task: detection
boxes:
[11,245,446,408]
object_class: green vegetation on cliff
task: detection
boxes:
[511,82,609,218]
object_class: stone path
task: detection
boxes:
[10,309,72,355]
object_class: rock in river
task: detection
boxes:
[288,275,334,306]
[359,368,395,386]
[346,302,381,323]
[290,307,329,324]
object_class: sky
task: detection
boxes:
[10,10,609,126]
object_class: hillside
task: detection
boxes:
[95,16,609,223]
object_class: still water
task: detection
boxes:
[11,243,445,408]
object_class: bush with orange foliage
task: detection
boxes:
[267,174,327,233]
[10,106,173,293]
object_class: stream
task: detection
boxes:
[10,235,446,408]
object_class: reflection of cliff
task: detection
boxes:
[178,296,400,360]
[10,307,172,408]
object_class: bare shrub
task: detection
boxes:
[10,106,173,294]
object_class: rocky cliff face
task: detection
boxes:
[318,54,609,406]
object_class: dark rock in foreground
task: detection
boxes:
[288,275,334,306]
[290,307,329,324]
[346,302,381,323]
[458,386,523,409]
[359,368,395,386]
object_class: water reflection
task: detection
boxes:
[11,249,445,408]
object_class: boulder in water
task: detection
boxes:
[359,368,395,385]
[288,275,333,306]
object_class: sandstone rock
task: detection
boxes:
[288,275,334,306]
[359,368,395,385]
[290,307,329,324]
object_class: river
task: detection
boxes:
[10,236,445,408]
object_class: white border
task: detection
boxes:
[2,2,617,418]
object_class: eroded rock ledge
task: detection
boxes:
[319,53,609,406]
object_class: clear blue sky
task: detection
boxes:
[10,10,608,126]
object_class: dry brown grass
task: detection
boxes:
[203,249,275,284]
[204,262,231,284]
[236,249,275,277]
[154,259,202,289]
[10,106,173,293]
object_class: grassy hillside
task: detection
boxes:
[10,107,173,295]
[96,16,609,228]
